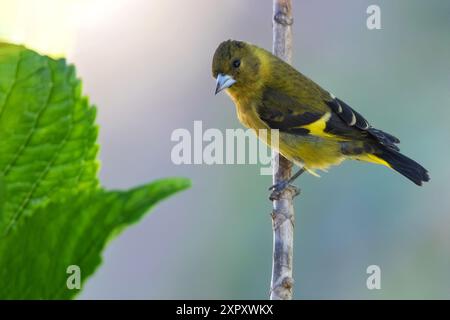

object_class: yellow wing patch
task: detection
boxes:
[299,112,348,141]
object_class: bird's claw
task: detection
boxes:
[269,181,300,201]
[268,180,289,192]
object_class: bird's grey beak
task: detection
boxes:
[215,73,236,95]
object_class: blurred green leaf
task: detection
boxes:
[0,178,190,299]
[0,43,99,235]
[0,43,190,299]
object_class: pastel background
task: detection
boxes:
[1,0,449,299]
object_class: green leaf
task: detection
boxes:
[0,175,5,215]
[0,43,191,299]
[0,43,98,235]
[0,178,190,299]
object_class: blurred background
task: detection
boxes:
[1,0,449,299]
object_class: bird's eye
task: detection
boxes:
[232,59,241,68]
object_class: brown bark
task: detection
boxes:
[270,0,296,300]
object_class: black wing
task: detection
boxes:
[325,97,400,151]
[257,87,401,151]
[257,87,324,136]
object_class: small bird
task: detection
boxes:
[212,40,429,191]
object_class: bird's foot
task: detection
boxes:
[269,181,300,201]
[269,180,289,193]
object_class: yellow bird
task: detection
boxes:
[212,40,429,191]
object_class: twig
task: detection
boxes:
[270,0,295,300]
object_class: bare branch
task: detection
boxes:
[270,0,295,301]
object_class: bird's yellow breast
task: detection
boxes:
[227,91,268,131]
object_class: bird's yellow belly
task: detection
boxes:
[251,121,345,171]
[276,133,346,171]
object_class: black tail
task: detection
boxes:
[377,148,429,186]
